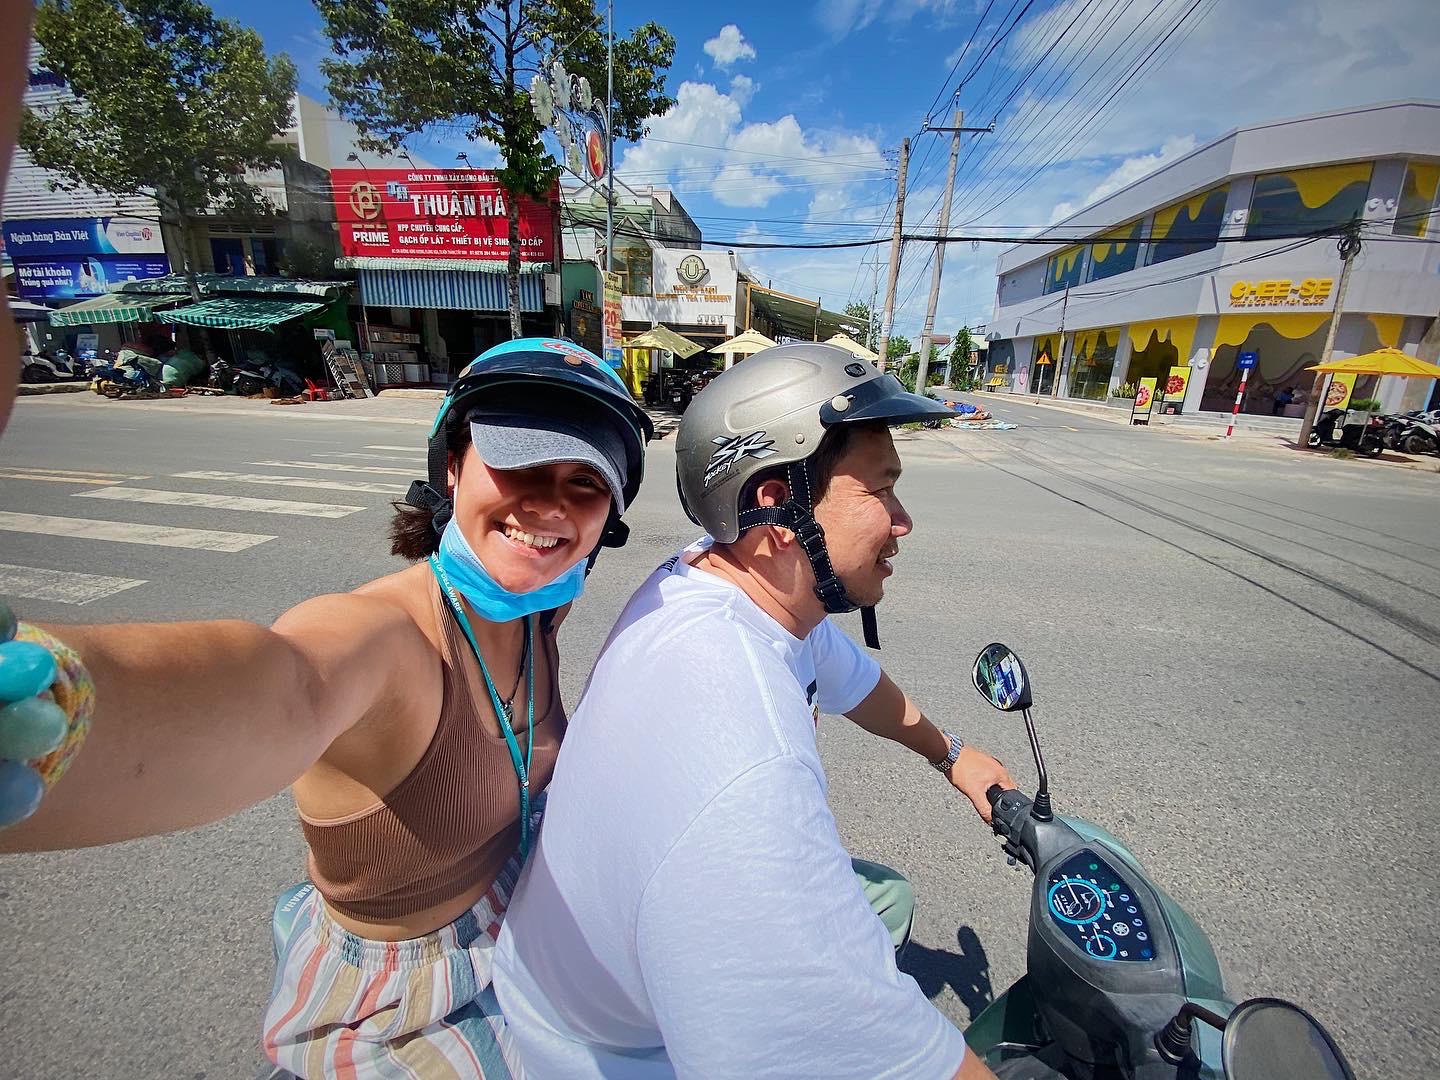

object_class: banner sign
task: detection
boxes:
[13,255,171,300]
[3,216,165,257]
[1324,373,1357,411]
[602,270,623,370]
[1130,377,1158,426]
[1163,365,1191,402]
[332,169,555,263]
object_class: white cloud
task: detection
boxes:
[729,74,758,108]
[1049,135,1197,222]
[813,0,962,37]
[703,25,756,69]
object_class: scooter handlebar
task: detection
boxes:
[986,784,1007,807]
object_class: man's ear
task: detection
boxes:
[752,477,791,508]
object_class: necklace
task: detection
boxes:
[497,628,529,722]
[428,555,537,860]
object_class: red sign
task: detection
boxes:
[332,169,555,263]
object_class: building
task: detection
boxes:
[988,101,1440,416]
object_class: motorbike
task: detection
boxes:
[21,348,86,383]
[963,642,1355,1080]
[1305,408,1383,456]
[1378,410,1439,454]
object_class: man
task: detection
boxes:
[495,344,1012,1079]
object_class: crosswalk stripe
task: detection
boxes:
[74,487,365,519]
[365,445,427,454]
[3,466,149,480]
[0,471,126,486]
[251,460,417,477]
[173,470,407,495]
[0,511,275,552]
[0,562,147,605]
[325,452,426,464]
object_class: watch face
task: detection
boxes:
[677,255,707,286]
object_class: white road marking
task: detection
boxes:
[0,472,125,486]
[0,511,274,552]
[74,487,365,519]
[365,445,428,454]
[324,452,427,464]
[250,460,417,477]
[2,466,149,479]
[0,562,147,605]
[172,470,406,495]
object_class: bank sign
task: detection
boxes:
[3,216,170,300]
[332,169,555,263]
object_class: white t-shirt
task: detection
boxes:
[493,541,971,1079]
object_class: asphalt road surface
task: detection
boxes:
[1,392,1437,1079]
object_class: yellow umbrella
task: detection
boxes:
[709,328,778,356]
[823,332,878,362]
[1306,347,1440,378]
[626,325,704,359]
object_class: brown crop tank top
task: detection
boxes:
[299,577,566,921]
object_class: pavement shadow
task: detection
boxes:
[900,924,994,1020]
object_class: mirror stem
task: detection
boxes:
[1022,707,1052,821]
[1155,1002,1229,1064]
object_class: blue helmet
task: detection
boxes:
[407,338,653,550]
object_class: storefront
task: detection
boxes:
[990,103,1440,417]
[620,248,741,395]
[332,168,559,385]
[4,216,170,307]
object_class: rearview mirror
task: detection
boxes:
[1223,998,1354,1080]
[972,643,1032,712]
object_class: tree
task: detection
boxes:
[844,301,879,353]
[21,0,298,300]
[316,0,675,337]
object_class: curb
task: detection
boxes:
[17,382,89,396]
[377,388,446,401]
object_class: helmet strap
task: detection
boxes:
[735,459,881,648]
[405,427,455,540]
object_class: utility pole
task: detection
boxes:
[915,99,994,393]
[1298,224,1363,448]
[876,137,909,373]
[604,0,615,273]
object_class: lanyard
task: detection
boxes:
[428,556,536,861]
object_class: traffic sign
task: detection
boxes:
[1237,351,1258,371]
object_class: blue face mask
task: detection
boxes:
[432,518,585,622]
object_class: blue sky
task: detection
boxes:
[211,0,1438,339]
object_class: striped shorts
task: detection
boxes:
[262,860,523,1079]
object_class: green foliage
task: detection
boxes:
[893,345,945,394]
[1113,382,1138,399]
[843,302,879,352]
[23,0,297,266]
[1348,398,1383,412]
[316,0,674,333]
[886,334,910,362]
[953,326,973,369]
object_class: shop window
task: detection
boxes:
[1043,246,1084,294]
[1066,327,1119,401]
[1031,335,1060,394]
[1245,163,1372,239]
[1394,160,1439,237]
[614,245,653,296]
[1086,221,1140,282]
[1146,184,1228,267]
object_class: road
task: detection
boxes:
[1,391,1437,1079]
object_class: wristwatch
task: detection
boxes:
[930,730,963,774]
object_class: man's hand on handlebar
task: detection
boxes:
[944,747,1015,824]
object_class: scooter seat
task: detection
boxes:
[271,882,317,960]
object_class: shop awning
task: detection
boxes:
[113,274,349,300]
[746,284,861,342]
[358,269,544,312]
[157,297,326,330]
[49,291,188,326]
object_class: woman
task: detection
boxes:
[0,337,653,1076]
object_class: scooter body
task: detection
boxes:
[963,643,1353,1080]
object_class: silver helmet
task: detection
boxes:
[676,342,952,641]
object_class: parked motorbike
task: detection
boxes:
[1306,408,1383,456]
[963,642,1355,1080]
[1378,409,1440,453]
[21,348,85,383]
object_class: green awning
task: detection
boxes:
[114,274,349,300]
[157,296,326,330]
[49,291,188,326]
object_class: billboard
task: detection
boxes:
[332,169,555,263]
[3,216,165,257]
[13,256,171,300]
